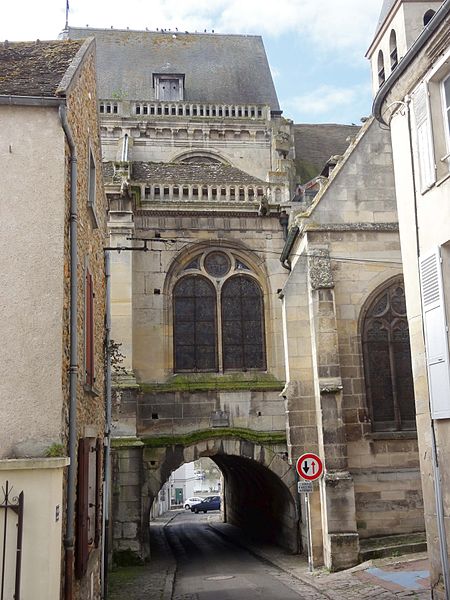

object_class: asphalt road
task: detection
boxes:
[165,511,306,600]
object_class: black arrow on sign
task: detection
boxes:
[303,461,310,473]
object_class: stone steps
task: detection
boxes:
[359,532,427,561]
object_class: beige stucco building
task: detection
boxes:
[371,1,450,597]
[0,39,107,599]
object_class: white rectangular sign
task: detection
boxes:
[298,481,313,494]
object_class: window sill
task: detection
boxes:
[83,383,100,397]
[364,430,417,440]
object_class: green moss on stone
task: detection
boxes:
[125,373,284,394]
[112,428,286,450]
[112,549,144,567]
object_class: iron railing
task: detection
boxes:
[0,481,23,600]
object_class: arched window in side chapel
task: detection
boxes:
[362,279,416,431]
[173,250,266,373]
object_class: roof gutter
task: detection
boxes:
[0,95,62,107]
[373,0,450,126]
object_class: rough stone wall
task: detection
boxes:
[64,47,108,600]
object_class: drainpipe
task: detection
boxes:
[102,250,112,599]
[59,103,78,600]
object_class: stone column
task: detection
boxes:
[281,259,324,565]
[108,192,135,376]
[308,248,359,570]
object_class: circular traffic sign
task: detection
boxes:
[296,453,323,481]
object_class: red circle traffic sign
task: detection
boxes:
[296,453,323,481]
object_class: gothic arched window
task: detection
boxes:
[172,251,266,373]
[222,276,266,371]
[173,276,217,372]
[362,280,416,431]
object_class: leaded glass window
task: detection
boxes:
[172,253,266,373]
[222,276,265,371]
[362,281,415,431]
[173,276,217,372]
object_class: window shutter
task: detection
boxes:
[75,439,90,578]
[94,438,102,548]
[85,270,94,386]
[419,249,450,419]
[412,82,436,191]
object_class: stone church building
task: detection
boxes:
[67,24,424,570]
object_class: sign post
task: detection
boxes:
[296,453,323,573]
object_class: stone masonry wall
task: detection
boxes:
[63,46,108,600]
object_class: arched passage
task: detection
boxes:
[120,436,300,561]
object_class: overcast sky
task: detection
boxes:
[2,0,383,124]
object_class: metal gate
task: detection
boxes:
[0,481,23,600]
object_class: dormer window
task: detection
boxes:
[153,73,185,101]
[378,50,386,86]
[423,9,436,26]
[389,30,398,70]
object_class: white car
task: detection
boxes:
[184,496,204,510]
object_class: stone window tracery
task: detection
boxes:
[173,250,266,373]
[362,280,416,431]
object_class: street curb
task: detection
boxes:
[160,511,185,599]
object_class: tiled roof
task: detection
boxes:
[104,161,266,186]
[293,123,360,183]
[0,40,84,97]
[68,28,280,110]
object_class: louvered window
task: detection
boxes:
[362,280,415,431]
[172,252,266,373]
[420,249,450,419]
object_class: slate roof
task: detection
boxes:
[104,161,266,186]
[293,123,360,183]
[0,40,84,97]
[374,0,397,39]
[68,28,280,110]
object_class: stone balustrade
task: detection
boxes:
[140,182,267,203]
[99,100,270,120]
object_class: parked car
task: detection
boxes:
[191,495,221,513]
[184,496,204,510]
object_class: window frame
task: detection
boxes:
[378,49,386,86]
[153,73,185,101]
[171,250,267,374]
[87,143,99,228]
[361,279,416,432]
[84,266,95,388]
[441,73,450,163]
[389,29,398,71]
[75,437,102,579]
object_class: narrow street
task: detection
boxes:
[166,511,312,600]
[108,510,430,600]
